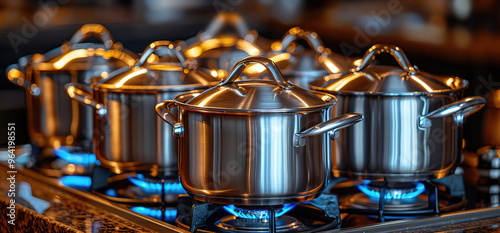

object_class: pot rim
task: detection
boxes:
[92,81,220,94]
[309,80,469,97]
[171,89,337,114]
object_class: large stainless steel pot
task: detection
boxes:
[66,41,219,176]
[481,89,500,146]
[156,56,363,205]
[6,24,137,150]
[182,12,268,79]
[310,44,486,182]
[245,27,350,89]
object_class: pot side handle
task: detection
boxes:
[65,83,107,117]
[419,96,486,128]
[155,101,184,137]
[6,64,41,97]
[294,113,363,147]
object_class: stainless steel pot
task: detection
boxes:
[6,24,137,150]
[66,41,219,176]
[156,56,362,205]
[310,44,486,182]
[182,12,268,79]
[244,27,350,89]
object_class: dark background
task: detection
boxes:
[0,0,499,151]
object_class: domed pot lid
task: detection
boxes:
[309,44,469,96]
[95,41,220,92]
[178,56,337,113]
[34,24,137,72]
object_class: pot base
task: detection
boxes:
[189,192,323,206]
[332,168,456,182]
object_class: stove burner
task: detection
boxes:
[53,146,97,166]
[130,206,177,222]
[127,174,186,195]
[59,175,92,191]
[216,215,300,232]
[91,166,186,205]
[357,181,426,200]
[222,204,297,220]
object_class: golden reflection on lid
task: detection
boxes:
[329,73,362,91]
[323,59,340,73]
[411,76,434,93]
[115,69,148,88]
[245,53,291,74]
[53,49,88,69]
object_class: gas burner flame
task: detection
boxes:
[223,204,297,220]
[53,146,97,165]
[127,174,186,195]
[130,206,177,221]
[59,175,92,191]
[357,181,426,200]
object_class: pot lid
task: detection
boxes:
[181,56,336,112]
[96,41,219,92]
[182,13,265,78]
[270,27,350,75]
[33,24,137,72]
[309,44,468,96]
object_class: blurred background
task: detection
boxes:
[0,0,499,151]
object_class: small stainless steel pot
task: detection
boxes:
[310,44,486,182]
[6,24,137,150]
[182,13,269,79]
[66,41,219,176]
[244,27,350,89]
[156,56,362,205]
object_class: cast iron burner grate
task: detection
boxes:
[332,174,467,223]
[91,166,186,205]
[176,194,341,233]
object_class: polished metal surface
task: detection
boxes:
[310,44,486,182]
[310,44,467,95]
[184,57,335,112]
[248,27,350,89]
[156,57,363,205]
[6,24,137,150]
[66,41,218,175]
[182,13,268,79]
[481,89,500,146]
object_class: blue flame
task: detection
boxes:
[357,181,425,200]
[104,189,118,197]
[127,174,186,195]
[130,206,177,221]
[59,175,92,191]
[53,147,96,165]
[223,204,297,220]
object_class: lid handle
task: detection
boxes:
[68,24,114,49]
[353,44,418,74]
[135,41,187,68]
[199,12,255,43]
[277,27,326,55]
[218,56,293,90]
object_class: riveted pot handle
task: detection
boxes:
[65,83,107,117]
[68,24,114,49]
[199,12,255,43]
[218,56,293,90]
[294,113,363,147]
[135,41,187,68]
[419,96,486,128]
[353,44,418,74]
[6,64,41,97]
[155,101,184,136]
[276,27,325,55]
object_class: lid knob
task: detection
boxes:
[353,44,419,75]
[218,56,293,90]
